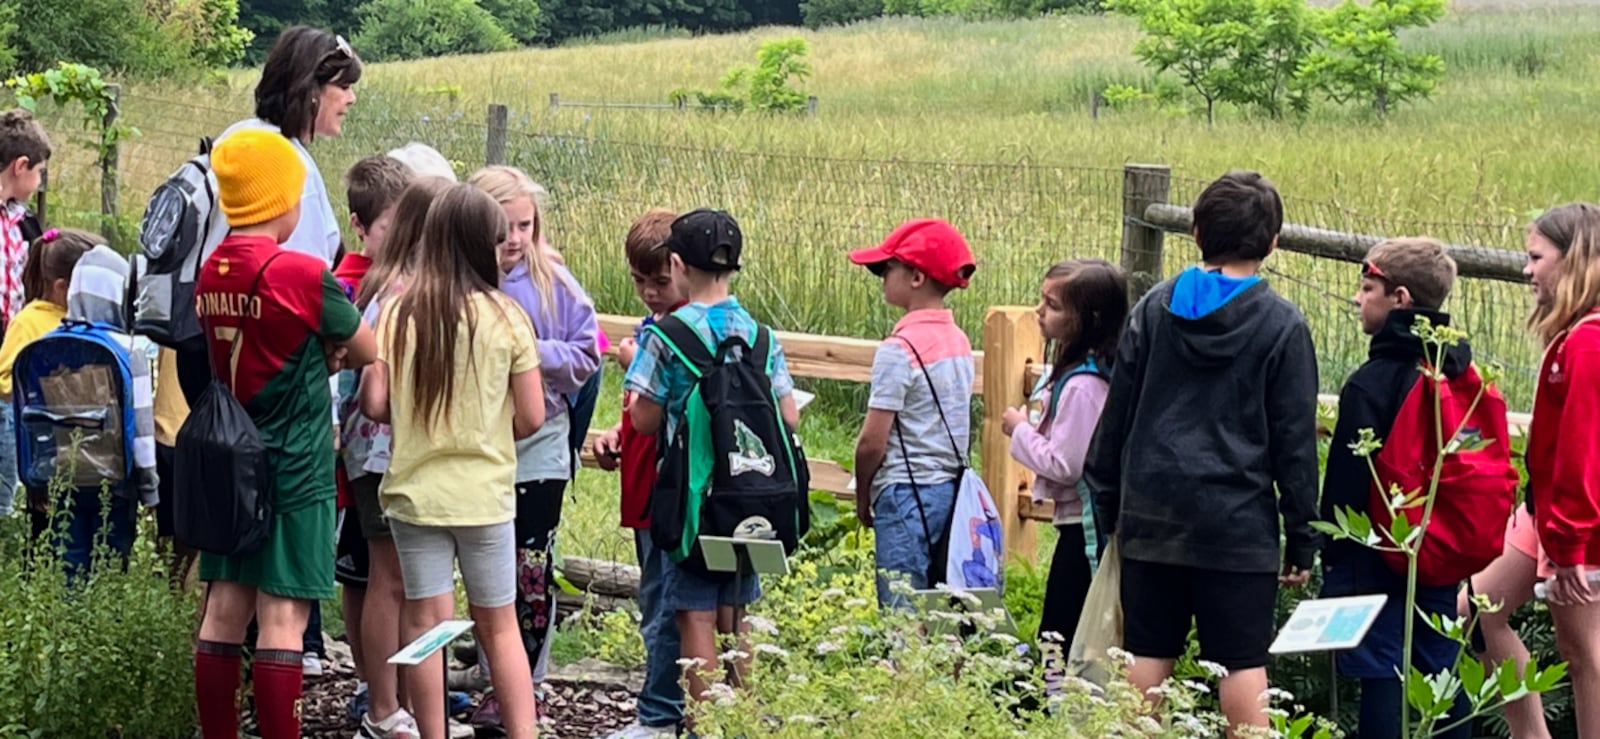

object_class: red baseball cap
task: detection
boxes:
[848,218,976,289]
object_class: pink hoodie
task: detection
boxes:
[1010,373,1110,524]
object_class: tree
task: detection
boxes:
[801,0,884,28]
[0,3,16,74]
[352,0,516,62]
[11,0,190,76]
[479,0,543,45]
[148,0,254,68]
[1109,0,1318,123]
[1297,0,1445,115]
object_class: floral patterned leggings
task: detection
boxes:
[513,479,567,676]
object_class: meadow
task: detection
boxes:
[32,3,1598,568]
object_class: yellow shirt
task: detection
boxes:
[379,291,539,527]
[152,347,191,446]
[0,300,67,396]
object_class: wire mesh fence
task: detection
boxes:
[39,98,1541,410]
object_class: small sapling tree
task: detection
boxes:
[1296,0,1446,116]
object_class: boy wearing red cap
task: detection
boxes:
[850,218,978,609]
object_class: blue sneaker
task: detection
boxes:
[348,684,371,722]
[448,690,472,716]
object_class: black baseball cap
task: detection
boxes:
[666,208,742,272]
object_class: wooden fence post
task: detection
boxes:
[1119,163,1171,302]
[806,96,819,117]
[99,83,120,242]
[548,92,561,112]
[982,306,1044,565]
[485,103,508,167]
[33,167,46,227]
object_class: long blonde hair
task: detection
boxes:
[387,184,509,428]
[357,176,453,310]
[1529,203,1600,345]
[468,165,560,318]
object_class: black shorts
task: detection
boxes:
[335,503,370,587]
[155,444,177,538]
[1121,558,1278,671]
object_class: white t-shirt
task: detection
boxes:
[215,118,341,267]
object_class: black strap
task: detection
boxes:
[652,315,716,377]
[886,332,970,576]
[202,251,287,382]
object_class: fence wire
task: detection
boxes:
[40,102,1540,411]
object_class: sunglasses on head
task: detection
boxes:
[1361,259,1391,283]
[333,34,354,59]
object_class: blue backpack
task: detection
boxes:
[12,320,140,497]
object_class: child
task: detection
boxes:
[848,218,978,609]
[624,208,799,714]
[468,165,600,719]
[0,109,50,516]
[190,129,377,739]
[2,230,145,555]
[360,183,544,739]
[1000,258,1128,642]
[1319,238,1471,739]
[335,153,417,736]
[595,207,688,739]
[1519,203,1600,737]
[152,347,197,590]
[1083,171,1320,738]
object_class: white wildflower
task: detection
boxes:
[1197,660,1230,679]
[787,673,809,685]
[1136,716,1163,733]
[743,615,778,635]
[754,643,790,658]
[1182,679,1212,695]
[844,598,868,609]
[1260,687,1295,704]
[787,715,819,725]
[676,657,707,669]
[862,694,879,703]
[1039,630,1066,644]
[1106,646,1135,666]
[815,640,842,656]
[820,588,847,600]
[718,649,750,662]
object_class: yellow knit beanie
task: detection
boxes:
[212,129,307,227]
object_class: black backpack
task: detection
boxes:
[648,316,809,580]
[172,253,283,557]
[132,137,227,351]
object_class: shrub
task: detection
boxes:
[479,0,545,46]
[0,497,199,735]
[352,0,518,62]
[800,0,885,28]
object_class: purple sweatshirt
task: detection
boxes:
[1009,373,1109,524]
[500,261,600,419]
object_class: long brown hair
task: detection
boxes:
[386,184,508,428]
[255,26,362,142]
[357,176,452,310]
[1044,258,1128,387]
[24,228,96,302]
[1528,203,1600,345]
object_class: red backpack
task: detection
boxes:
[1370,362,1520,587]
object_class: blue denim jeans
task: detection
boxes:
[635,529,684,728]
[873,480,957,610]
[0,401,18,516]
[39,488,138,575]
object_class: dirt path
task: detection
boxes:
[301,654,641,739]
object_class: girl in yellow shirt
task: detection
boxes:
[0,228,93,520]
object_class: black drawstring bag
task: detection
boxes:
[173,253,285,557]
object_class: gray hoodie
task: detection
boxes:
[67,245,159,505]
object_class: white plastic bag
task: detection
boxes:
[1067,539,1123,687]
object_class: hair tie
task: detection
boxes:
[38,228,58,243]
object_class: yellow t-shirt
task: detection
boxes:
[152,347,191,447]
[0,300,67,396]
[379,291,539,527]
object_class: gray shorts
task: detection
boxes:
[389,519,516,608]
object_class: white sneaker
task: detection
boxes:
[447,718,475,739]
[604,723,678,739]
[360,708,421,739]
[302,653,324,676]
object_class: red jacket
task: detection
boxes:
[1530,310,1600,568]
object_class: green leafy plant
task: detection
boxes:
[6,62,137,164]
[1313,317,1565,738]
[670,37,813,114]
[352,0,518,62]
[1296,0,1446,115]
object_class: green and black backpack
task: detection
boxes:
[647,315,810,580]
